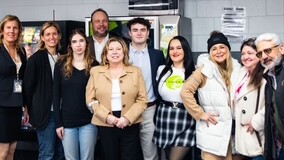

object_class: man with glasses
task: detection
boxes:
[255,33,284,160]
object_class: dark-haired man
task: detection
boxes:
[127,17,165,160]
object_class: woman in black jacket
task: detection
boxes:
[23,21,65,160]
[0,15,28,160]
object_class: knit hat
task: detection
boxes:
[207,32,231,53]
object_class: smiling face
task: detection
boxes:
[41,26,60,50]
[2,20,20,44]
[71,33,86,56]
[169,39,184,65]
[107,41,124,65]
[91,11,109,38]
[241,45,259,72]
[210,43,229,64]
[257,41,283,70]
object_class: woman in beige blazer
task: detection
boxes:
[86,37,147,160]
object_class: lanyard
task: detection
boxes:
[4,44,22,79]
[47,51,59,63]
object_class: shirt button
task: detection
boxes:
[120,80,123,83]
[122,91,125,95]
[122,104,126,108]
[242,110,246,114]
[243,96,247,101]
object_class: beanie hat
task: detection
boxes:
[207,32,231,53]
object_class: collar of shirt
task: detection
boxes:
[93,34,109,44]
[268,70,277,89]
[129,43,148,55]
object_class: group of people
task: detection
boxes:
[0,7,283,160]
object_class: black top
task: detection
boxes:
[23,49,54,129]
[0,45,26,107]
[53,62,94,128]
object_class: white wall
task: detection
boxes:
[0,0,283,52]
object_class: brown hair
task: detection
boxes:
[38,21,61,51]
[58,28,98,79]
[0,15,23,50]
[101,37,131,66]
[241,37,264,88]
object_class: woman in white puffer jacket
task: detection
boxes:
[181,31,241,160]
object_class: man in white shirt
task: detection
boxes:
[87,8,110,63]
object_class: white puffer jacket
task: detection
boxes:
[196,54,240,156]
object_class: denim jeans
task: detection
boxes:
[36,112,65,160]
[62,123,98,160]
[278,149,284,160]
[251,155,265,160]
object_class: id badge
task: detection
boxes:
[13,79,22,93]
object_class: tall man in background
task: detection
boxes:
[87,8,110,63]
[127,17,165,160]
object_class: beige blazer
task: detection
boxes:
[86,65,148,127]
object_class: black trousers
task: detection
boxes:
[98,112,140,160]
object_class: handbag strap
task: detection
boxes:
[254,86,261,113]
[254,86,262,148]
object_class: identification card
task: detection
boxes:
[13,79,22,93]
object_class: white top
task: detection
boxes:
[157,65,184,103]
[111,79,122,111]
[93,34,109,63]
[48,52,59,111]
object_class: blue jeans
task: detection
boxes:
[278,149,284,160]
[251,155,265,160]
[62,123,98,160]
[36,112,65,160]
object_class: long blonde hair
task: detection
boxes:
[0,15,23,51]
[209,47,233,90]
[57,28,98,79]
[38,21,61,51]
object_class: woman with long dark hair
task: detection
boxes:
[53,28,99,160]
[153,36,196,160]
[231,38,265,160]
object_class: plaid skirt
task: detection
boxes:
[152,102,196,148]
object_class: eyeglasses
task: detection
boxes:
[256,45,279,58]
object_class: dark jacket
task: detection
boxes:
[0,44,26,107]
[148,48,165,101]
[23,49,54,129]
[263,57,284,159]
